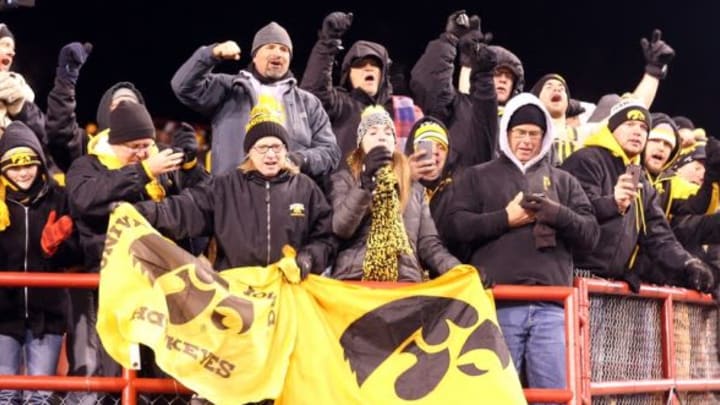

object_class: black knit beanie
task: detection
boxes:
[244,121,288,153]
[530,73,570,100]
[607,99,651,133]
[508,104,547,133]
[108,101,156,145]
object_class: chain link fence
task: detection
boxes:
[587,293,720,404]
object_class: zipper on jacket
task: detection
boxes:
[266,181,271,266]
[23,206,29,319]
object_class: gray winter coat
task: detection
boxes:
[171,45,341,176]
[330,170,460,281]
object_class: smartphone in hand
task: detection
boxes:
[416,140,434,161]
[625,164,642,190]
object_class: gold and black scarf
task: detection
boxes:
[362,166,412,281]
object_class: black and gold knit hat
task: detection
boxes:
[244,94,288,153]
[0,146,40,172]
[607,98,651,133]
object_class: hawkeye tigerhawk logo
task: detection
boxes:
[627,109,646,122]
[289,203,305,217]
[339,296,511,400]
[127,233,255,333]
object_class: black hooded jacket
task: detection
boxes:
[446,94,598,287]
[46,80,145,171]
[561,126,694,283]
[301,39,392,159]
[410,33,498,169]
[0,121,80,342]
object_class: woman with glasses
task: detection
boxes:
[134,99,335,277]
[329,105,459,282]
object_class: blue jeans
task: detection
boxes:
[0,330,63,404]
[496,301,566,394]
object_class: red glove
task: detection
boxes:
[41,210,74,257]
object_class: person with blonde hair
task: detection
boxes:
[330,105,459,282]
[135,97,335,276]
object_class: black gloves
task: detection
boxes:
[171,122,199,169]
[641,29,675,80]
[296,250,314,280]
[445,10,479,40]
[319,11,353,41]
[57,42,92,85]
[520,194,563,226]
[360,146,393,191]
[459,33,497,73]
[684,258,715,293]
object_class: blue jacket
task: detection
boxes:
[171,45,341,176]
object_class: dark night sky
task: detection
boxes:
[4,1,720,135]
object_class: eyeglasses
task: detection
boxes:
[510,128,544,140]
[252,144,285,155]
[122,141,155,153]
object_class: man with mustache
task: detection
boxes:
[172,21,340,179]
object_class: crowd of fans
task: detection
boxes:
[0,8,717,404]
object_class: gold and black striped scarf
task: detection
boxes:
[362,166,412,281]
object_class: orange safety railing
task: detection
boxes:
[0,272,580,404]
[575,277,720,405]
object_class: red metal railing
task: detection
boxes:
[0,272,580,404]
[493,285,578,404]
[575,277,720,405]
[0,272,192,404]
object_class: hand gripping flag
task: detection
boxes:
[97,203,526,404]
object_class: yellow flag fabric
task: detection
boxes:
[97,203,526,405]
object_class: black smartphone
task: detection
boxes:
[625,164,642,189]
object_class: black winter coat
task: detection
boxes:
[329,170,459,281]
[135,170,335,274]
[301,39,393,160]
[66,137,208,271]
[561,131,693,280]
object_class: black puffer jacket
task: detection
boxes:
[410,33,498,168]
[135,169,335,273]
[330,169,459,281]
[301,39,393,159]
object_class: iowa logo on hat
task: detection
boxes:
[289,203,305,217]
[11,153,34,166]
[627,109,646,122]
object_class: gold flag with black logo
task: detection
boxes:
[97,204,526,404]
